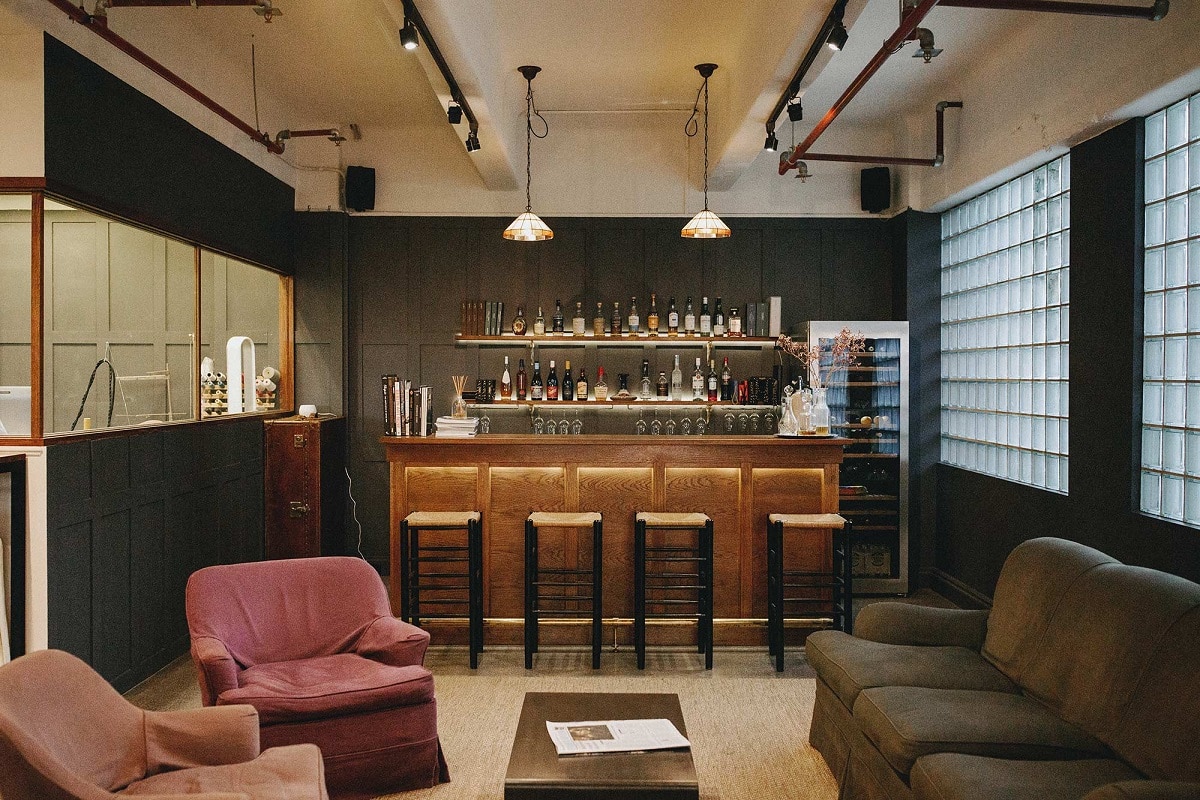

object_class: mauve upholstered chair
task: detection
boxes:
[0,648,328,800]
[185,556,449,799]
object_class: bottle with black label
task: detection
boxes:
[534,306,546,335]
[699,296,712,335]
[552,300,564,333]
[576,366,589,401]
[667,297,679,335]
[656,371,669,398]
[684,297,696,335]
[547,360,559,400]
[531,360,544,400]
[512,306,527,336]
[720,356,732,401]
[647,293,660,335]
[562,360,574,400]
[713,298,726,336]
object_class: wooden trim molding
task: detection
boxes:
[31,192,45,441]
[277,274,295,412]
[0,178,47,191]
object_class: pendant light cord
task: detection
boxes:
[684,75,710,210]
[524,75,549,214]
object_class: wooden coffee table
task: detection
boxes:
[504,692,700,799]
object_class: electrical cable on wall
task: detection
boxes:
[71,358,117,431]
[345,466,365,560]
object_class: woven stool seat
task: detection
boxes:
[635,512,711,528]
[768,513,848,529]
[405,510,481,528]
[525,513,604,669]
[528,511,602,527]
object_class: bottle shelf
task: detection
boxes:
[455,333,779,349]
[467,400,777,410]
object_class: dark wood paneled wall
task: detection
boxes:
[337,215,898,568]
[45,417,265,691]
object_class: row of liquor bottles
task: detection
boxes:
[492,354,773,403]
[461,294,780,338]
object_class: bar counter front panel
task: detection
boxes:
[383,435,847,646]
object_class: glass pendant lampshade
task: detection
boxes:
[504,65,553,242]
[682,63,730,239]
[681,209,731,239]
[503,211,554,241]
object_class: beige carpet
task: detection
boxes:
[128,646,838,800]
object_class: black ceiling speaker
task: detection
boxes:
[346,166,376,212]
[860,167,890,214]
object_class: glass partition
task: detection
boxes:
[42,200,197,433]
[199,250,285,416]
[0,195,33,438]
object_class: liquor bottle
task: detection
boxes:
[594,367,609,401]
[707,359,718,402]
[628,296,640,334]
[713,297,726,336]
[531,360,544,400]
[699,296,712,335]
[728,306,742,336]
[500,355,512,399]
[552,300,564,333]
[512,305,527,336]
[684,297,697,335]
[667,297,679,335]
[576,366,589,401]
[656,371,669,398]
[517,358,528,400]
[572,302,586,335]
[562,360,574,400]
[720,356,732,401]
[546,360,559,400]
[671,354,683,400]
[647,293,660,335]
[611,302,623,335]
[692,357,705,400]
[593,302,606,336]
[640,359,653,399]
[533,306,546,335]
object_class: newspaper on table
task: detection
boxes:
[546,718,690,756]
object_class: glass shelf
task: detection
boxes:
[455,334,778,349]
[467,400,777,410]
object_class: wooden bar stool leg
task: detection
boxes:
[399,520,411,624]
[703,519,714,671]
[525,518,535,669]
[468,519,481,669]
[770,520,785,672]
[592,518,603,670]
[635,518,647,670]
[767,520,779,660]
[410,528,421,628]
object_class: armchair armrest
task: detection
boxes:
[121,795,249,799]
[353,615,431,667]
[144,705,260,775]
[1082,782,1200,800]
[191,636,241,707]
[854,602,989,649]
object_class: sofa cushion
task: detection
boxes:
[121,743,327,799]
[807,630,1018,709]
[217,654,434,725]
[910,753,1141,800]
[854,687,1109,776]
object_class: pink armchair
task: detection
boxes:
[185,556,449,799]
[0,649,327,800]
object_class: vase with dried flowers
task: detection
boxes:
[776,327,866,435]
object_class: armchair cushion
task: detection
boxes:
[144,706,259,776]
[216,654,435,725]
[910,754,1141,800]
[1082,782,1200,800]
[351,615,429,667]
[120,743,325,800]
[853,603,990,649]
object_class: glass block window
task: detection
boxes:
[1141,92,1200,525]
[940,155,1071,492]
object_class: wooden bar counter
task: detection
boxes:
[383,434,848,646]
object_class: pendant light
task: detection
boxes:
[504,65,553,241]
[682,63,730,239]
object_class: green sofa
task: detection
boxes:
[804,537,1200,800]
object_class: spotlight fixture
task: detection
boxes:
[503,66,553,241]
[682,63,731,239]
[787,98,804,122]
[447,102,463,124]
[400,18,419,50]
[912,28,942,62]
[826,21,848,51]
[764,129,779,152]
[465,130,480,152]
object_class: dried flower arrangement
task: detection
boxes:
[776,327,866,389]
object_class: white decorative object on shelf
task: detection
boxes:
[226,336,256,414]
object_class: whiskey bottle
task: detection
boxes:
[720,356,732,401]
[546,360,559,400]
[593,302,606,336]
[671,354,683,400]
[611,302,623,336]
[707,359,718,402]
[552,300,565,333]
[699,296,712,335]
[533,306,546,335]
[516,358,528,400]
[692,357,705,400]
[656,371,669,398]
[562,360,574,400]
[684,297,696,336]
[647,293,660,335]
[500,355,512,399]
[713,297,726,336]
[667,297,679,335]
[728,306,742,336]
[576,366,589,401]
[531,360,544,400]
[639,359,653,399]
[572,302,586,335]
[628,297,640,334]
[512,305,527,336]
[594,367,609,401]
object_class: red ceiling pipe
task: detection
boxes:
[799,101,962,166]
[42,0,283,154]
[780,0,942,175]
[937,0,1168,19]
[103,0,264,6]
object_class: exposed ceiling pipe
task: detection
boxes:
[764,0,847,138]
[403,0,479,142]
[779,0,942,175]
[94,0,283,22]
[789,101,962,169]
[936,0,1167,19]
[43,0,284,153]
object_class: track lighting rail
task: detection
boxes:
[937,0,1167,19]
[784,101,961,171]
[402,0,480,144]
[764,0,848,139]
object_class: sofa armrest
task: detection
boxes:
[144,705,260,775]
[1082,782,1200,800]
[191,636,241,707]
[353,615,431,667]
[119,794,250,799]
[854,602,989,649]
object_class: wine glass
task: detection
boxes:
[724,413,735,433]
[665,415,677,436]
[749,412,760,434]
[635,416,648,435]
[533,414,544,435]
[680,417,693,436]
[695,416,708,436]
[738,413,749,433]
[571,412,584,435]
[650,413,662,435]
[558,412,569,434]
[479,413,491,434]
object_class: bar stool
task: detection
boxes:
[399,511,484,668]
[634,512,714,670]
[767,513,853,672]
[524,512,603,670]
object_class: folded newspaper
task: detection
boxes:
[546,718,690,756]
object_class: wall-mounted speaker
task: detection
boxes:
[345,166,376,212]
[860,167,890,214]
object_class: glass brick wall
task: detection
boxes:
[940,155,1071,492]
[1141,92,1200,524]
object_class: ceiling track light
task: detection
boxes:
[764,128,779,152]
[503,66,552,242]
[465,130,480,152]
[762,0,844,141]
[826,21,849,50]
[400,0,481,151]
[787,98,804,122]
[447,102,463,124]
[400,19,418,49]
[682,63,730,239]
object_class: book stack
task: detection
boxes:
[434,416,478,437]
[461,301,505,336]
[382,375,433,436]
